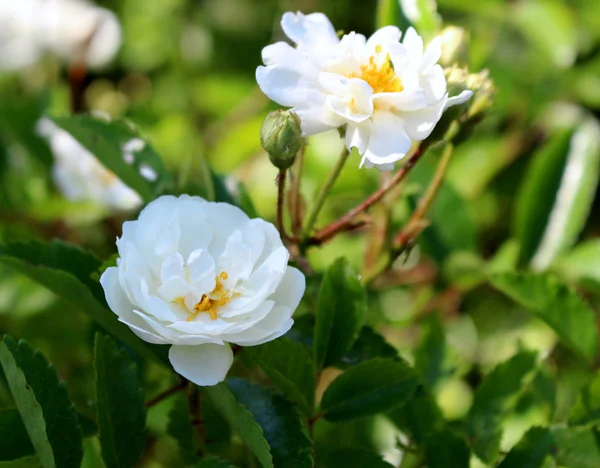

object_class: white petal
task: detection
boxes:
[402,94,448,140]
[256,65,321,109]
[373,88,427,111]
[229,306,294,346]
[201,203,250,258]
[169,343,234,386]
[281,11,339,49]
[362,111,412,167]
[444,90,473,110]
[346,122,372,154]
[187,249,216,290]
[420,64,446,103]
[155,213,180,257]
[366,26,402,49]
[420,36,442,71]
[160,252,185,283]
[403,27,424,64]
[157,277,191,303]
[267,266,306,311]
[294,105,344,136]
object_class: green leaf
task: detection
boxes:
[515,121,600,269]
[398,0,441,39]
[467,351,538,464]
[227,378,313,468]
[314,258,367,369]
[490,272,598,363]
[341,326,398,367]
[167,393,197,464]
[375,0,403,30]
[388,386,444,445]
[321,358,419,422]
[51,115,174,203]
[244,337,315,416]
[0,408,34,461]
[94,334,146,468]
[204,383,273,468]
[424,429,470,468]
[552,427,600,468]
[0,240,164,364]
[414,312,446,389]
[194,456,236,468]
[569,373,600,426]
[324,448,394,468]
[554,239,600,286]
[0,336,83,468]
[498,427,555,468]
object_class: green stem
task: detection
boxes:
[302,146,351,239]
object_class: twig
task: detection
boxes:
[188,383,205,456]
[302,145,351,238]
[276,169,288,240]
[144,379,187,408]
[290,144,306,236]
[310,145,426,246]
[68,62,86,113]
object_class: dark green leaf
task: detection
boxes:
[552,427,600,468]
[0,240,164,364]
[388,386,444,445]
[167,393,196,462]
[0,336,82,468]
[341,326,397,367]
[467,351,538,464]
[424,429,470,468]
[321,358,419,422]
[570,373,600,426]
[227,378,313,468]
[323,448,394,468]
[204,383,273,468]
[0,408,34,461]
[194,456,237,468]
[244,337,315,416]
[515,122,600,269]
[498,427,555,468]
[51,115,174,202]
[314,258,367,369]
[490,272,597,363]
[414,312,447,389]
[94,333,146,468]
[209,171,258,217]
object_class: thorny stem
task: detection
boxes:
[144,379,187,408]
[310,145,426,246]
[302,146,351,239]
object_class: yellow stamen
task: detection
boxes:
[176,271,233,322]
[348,45,404,94]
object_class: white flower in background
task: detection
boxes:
[100,195,306,386]
[37,118,142,211]
[256,12,472,170]
[0,0,121,71]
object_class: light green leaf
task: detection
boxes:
[0,240,165,364]
[204,383,273,468]
[490,272,597,362]
[321,358,419,422]
[399,0,441,39]
[0,336,83,468]
[94,334,146,468]
[515,121,600,269]
[467,351,538,464]
[375,0,402,29]
[569,373,600,426]
[227,378,313,468]
[244,337,315,416]
[0,408,34,461]
[498,427,555,468]
[554,239,600,286]
[314,258,367,369]
[552,426,600,468]
[51,115,174,203]
[424,429,470,468]
[324,448,394,468]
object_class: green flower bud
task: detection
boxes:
[260,110,303,170]
[466,69,495,120]
[440,26,469,67]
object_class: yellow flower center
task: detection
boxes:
[350,45,403,94]
[173,271,233,321]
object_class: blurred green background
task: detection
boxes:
[1,0,600,466]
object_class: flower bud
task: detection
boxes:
[466,69,495,120]
[440,26,469,66]
[260,110,303,170]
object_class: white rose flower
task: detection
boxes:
[100,195,306,386]
[0,0,121,71]
[37,118,142,211]
[256,12,473,171]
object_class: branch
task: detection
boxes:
[144,379,187,408]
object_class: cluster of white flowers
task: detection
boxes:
[100,195,305,386]
[37,118,142,211]
[0,0,121,71]
[257,12,472,170]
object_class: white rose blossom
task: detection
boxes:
[100,195,306,386]
[256,12,473,171]
[37,118,142,211]
[0,0,121,71]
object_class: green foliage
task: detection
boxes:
[552,426,600,468]
[314,258,367,369]
[497,427,555,468]
[0,336,83,468]
[424,428,470,468]
[569,373,600,426]
[491,272,598,363]
[0,408,34,461]
[323,448,394,468]
[321,358,419,422]
[414,312,447,389]
[340,326,398,367]
[93,333,146,468]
